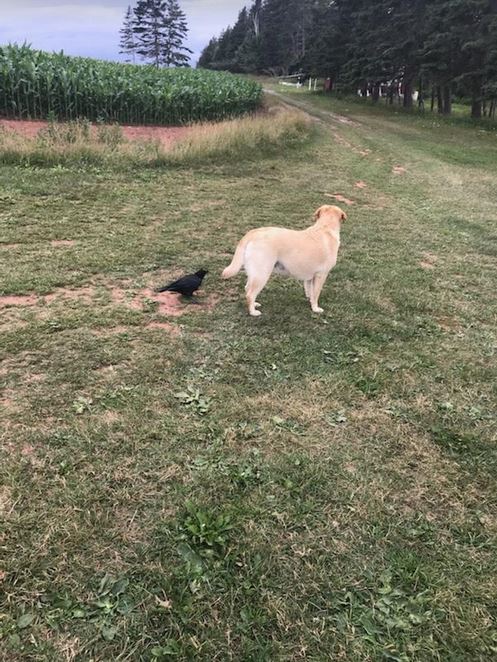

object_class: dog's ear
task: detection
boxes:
[314,206,325,220]
[341,210,347,222]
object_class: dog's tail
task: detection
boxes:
[222,234,251,279]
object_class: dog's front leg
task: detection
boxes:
[310,272,328,313]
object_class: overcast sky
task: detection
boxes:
[0,1,242,65]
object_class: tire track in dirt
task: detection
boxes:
[264,88,407,200]
[264,88,359,126]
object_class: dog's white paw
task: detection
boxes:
[250,309,262,317]
[312,306,324,314]
[254,302,261,309]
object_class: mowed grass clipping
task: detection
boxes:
[1,93,497,661]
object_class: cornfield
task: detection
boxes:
[0,45,263,125]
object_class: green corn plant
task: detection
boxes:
[0,45,263,125]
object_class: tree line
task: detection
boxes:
[119,0,191,68]
[198,0,497,118]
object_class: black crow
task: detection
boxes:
[156,269,208,297]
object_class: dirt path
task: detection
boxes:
[264,88,359,126]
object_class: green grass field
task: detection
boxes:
[1,89,497,661]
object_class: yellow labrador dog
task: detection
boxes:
[222,205,346,316]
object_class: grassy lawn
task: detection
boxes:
[1,92,497,661]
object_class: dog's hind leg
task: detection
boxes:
[245,273,271,316]
[244,245,274,317]
[245,259,273,316]
[304,280,313,300]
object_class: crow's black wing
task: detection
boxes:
[156,274,201,294]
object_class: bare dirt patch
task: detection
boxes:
[436,316,462,332]
[332,131,354,149]
[0,390,20,413]
[0,294,38,308]
[20,444,36,457]
[189,199,227,213]
[25,373,45,385]
[325,193,355,206]
[1,243,20,250]
[393,165,407,175]
[146,321,182,335]
[136,288,185,316]
[1,278,216,331]
[419,252,438,270]
[0,118,193,147]
[330,132,373,158]
[119,124,192,146]
[199,294,219,311]
[43,286,95,304]
[51,240,75,248]
[101,410,121,425]
[355,181,368,189]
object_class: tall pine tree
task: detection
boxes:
[197,37,218,69]
[162,0,192,67]
[119,5,136,63]
[132,0,191,68]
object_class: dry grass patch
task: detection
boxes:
[0,108,312,168]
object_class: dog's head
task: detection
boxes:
[314,205,347,225]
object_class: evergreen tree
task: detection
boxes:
[133,0,164,67]
[237,0,264,72]
[132,0,191,68]
[259,0,308,74]
[423,0,468,114]
[211,28,235,70]
[197,0,497,119]
[199,2,263,72]
[162,0,192,67]
[198,37,218,69]
[119,5,136,63]
[236,28,262,73]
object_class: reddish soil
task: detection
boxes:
[1,280,213,329]
[43,286,95,304]
[51,240,75,247]
[325,193,355,206]
[331,132,371,158]
[355,181,368,189]
[0,118,192,146]
[137,288,186,316]
[0,294,38,308]
[146,321,181,335]
[419,252,438,270]
[393,165,407,175]
[122,124,191,145]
